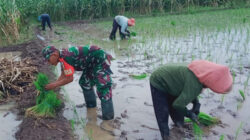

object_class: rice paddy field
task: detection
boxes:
[0,5,250,140]
[36,8,250,140]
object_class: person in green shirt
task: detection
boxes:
[149,60,233,139]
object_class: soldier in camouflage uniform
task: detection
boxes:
[42,45,114,120]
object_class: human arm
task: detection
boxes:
[172,72,203,119]
[45,72,73,90]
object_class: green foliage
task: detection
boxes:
[26,73,61,118]
[193,122,203,140]
[235,122,243,140]
[185,112,220,126]
[238,90,245,101]
[130,32,137,37]
[70,119,75,131]
[129,73,147,80]
[171,21,176,26]
[219,134,224,140]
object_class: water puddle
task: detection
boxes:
[0,102,22,140]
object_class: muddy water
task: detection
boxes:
[0,102,22,140]
[47,22,250,140]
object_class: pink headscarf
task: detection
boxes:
[128,18,135,26]
[188,60,233,94]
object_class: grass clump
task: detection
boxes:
[26,73,61,118]
[185,112,220,126]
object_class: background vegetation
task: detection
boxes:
[0,0,249,45]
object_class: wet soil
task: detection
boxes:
[0,28,73,140]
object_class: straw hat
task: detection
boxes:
[128,18,135,26]
[188,60,233,94]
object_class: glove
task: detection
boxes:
[191,98,200,115]
[186,110,198,123]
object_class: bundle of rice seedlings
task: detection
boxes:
[26,73,61,118]
[34,73,49,104]
[185,112,220,126]
[131,32,137,36]
[26,91,61,118]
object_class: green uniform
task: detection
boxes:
[150,64,203,116]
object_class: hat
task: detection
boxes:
[188,60,233,94]
[128,18,135,26]
[42,46,58,60]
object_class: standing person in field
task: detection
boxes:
[109,15,135,40]
[42,45,114,120]
[149,60,233,139]
[38,14,52,31]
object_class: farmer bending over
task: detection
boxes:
[42,45,114,120]
[109,15,135,40]
[38,14,52,31]
[149,60,233,139]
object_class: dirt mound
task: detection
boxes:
[0,36,73,140]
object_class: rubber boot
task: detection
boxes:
[82,89,96,108]
[101,98,114,120]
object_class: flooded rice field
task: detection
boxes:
[45,14,250,140]
[0,9,249,140]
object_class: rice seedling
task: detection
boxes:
[70,119,75,131]
[131,32,137,37]
[185,112,220,126]
[129,73,147,80]
[235,122,244,140]
[219,134,224,140]
[193,122,203,140]
[238,90,245,101]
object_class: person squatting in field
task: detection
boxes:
[42,45,114,120]
[149,60,233,139]
[38,14,52,31]
[109,15,135,40]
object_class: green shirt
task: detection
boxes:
[150,64,203,116]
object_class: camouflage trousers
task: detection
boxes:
[79,65,112,101]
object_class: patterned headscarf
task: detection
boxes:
[42,46,58,60]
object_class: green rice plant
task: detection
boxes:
[185,112,220,126]
[235,122,244,140]
[193,122,203,140]
[70,119,75,131]
[219,134,224,140]
[238,90,245,101]
[131,32,137,37]
[170,21,176,26]
[34,73,49,104]
[129,73,147,80]
[221,95,225,104]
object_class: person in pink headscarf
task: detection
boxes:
[109,15,135,40]
[149,60,233,139]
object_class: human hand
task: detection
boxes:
[186,110,198,124]
[192,99,201,115]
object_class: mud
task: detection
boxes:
[0,29,73,140]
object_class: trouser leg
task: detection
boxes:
[79,74,96,108]
[109,19,119,40]
[150,84,170,139]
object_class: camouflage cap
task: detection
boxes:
[42,46,58,60]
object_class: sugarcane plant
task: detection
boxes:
[26,73,61,118]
